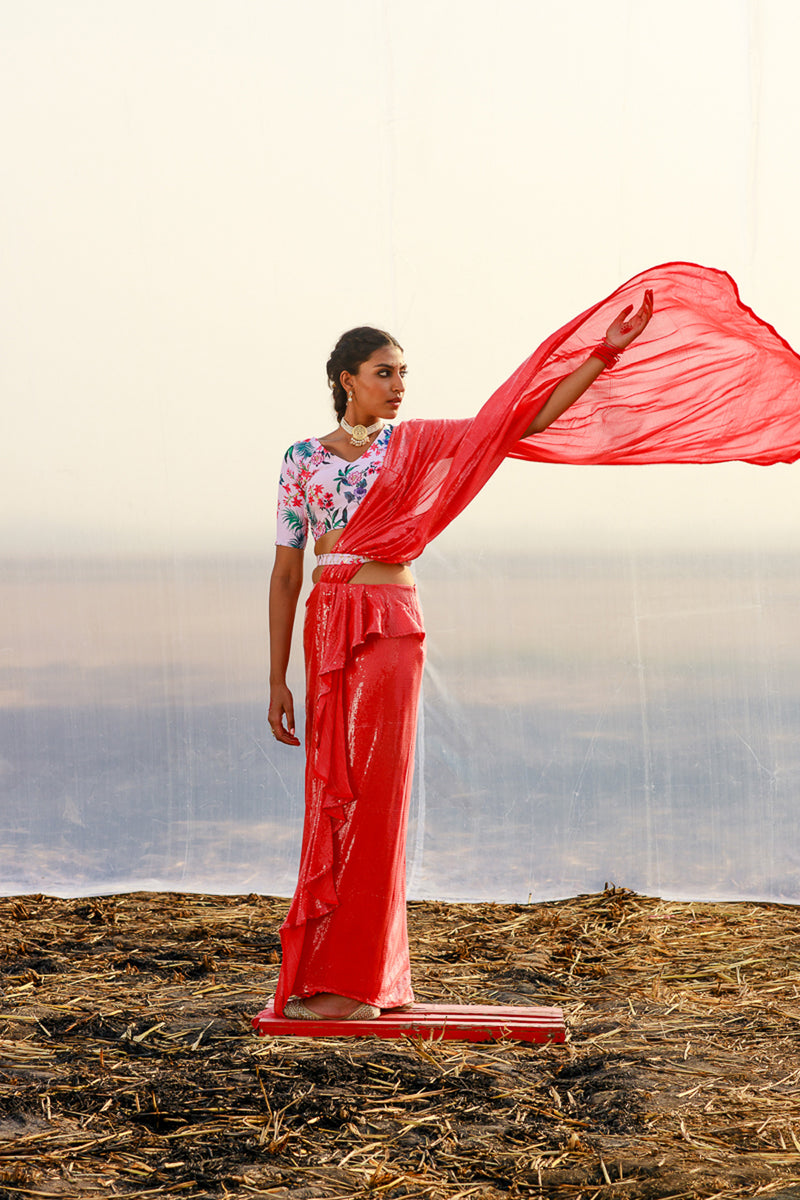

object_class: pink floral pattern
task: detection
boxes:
[276,427,393,549]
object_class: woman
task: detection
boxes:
[268,292,654,1020]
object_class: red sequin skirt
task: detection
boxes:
[275,581,426,1013]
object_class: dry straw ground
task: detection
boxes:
[1,887,799,1199]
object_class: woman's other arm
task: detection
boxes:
[522,289,654,437]
[268,545,304,746]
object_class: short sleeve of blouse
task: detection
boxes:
[275,442,310,549]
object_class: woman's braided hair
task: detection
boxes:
[326,326,403,420]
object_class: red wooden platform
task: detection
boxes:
[251,1001,565,1044]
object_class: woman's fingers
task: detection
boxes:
[270,718,300,746]
[282,694,295,738]
[634,291,653,334]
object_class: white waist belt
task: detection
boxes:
[315,552,371,566]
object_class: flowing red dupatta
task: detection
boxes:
[275,262,800,1013]
[335,261,800,566]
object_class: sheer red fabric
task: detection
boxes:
[510,261,800,468]
[331,263,800,568]
[275,262,799,1014]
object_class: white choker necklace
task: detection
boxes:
[340,417,383,447]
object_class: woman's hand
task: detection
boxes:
[521,288,655,439]
[605,288,654,351]
[269,683,301,747]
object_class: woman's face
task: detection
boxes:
[344,344,407,423]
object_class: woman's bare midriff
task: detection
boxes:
[312,530,414,586]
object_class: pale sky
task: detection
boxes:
[2,0,799,555]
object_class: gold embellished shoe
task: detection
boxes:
[345,1003,381,1020]
[282,999,323,1020]
[283,998,380,1021]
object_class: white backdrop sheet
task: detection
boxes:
[2,542,798,902]
[2,1,800,902]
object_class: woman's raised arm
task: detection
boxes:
[268,545,304,746]
[522,289,654,437]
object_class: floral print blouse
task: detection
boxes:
[275,426,394,549]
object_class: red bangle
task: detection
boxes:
[590,340,622,370]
